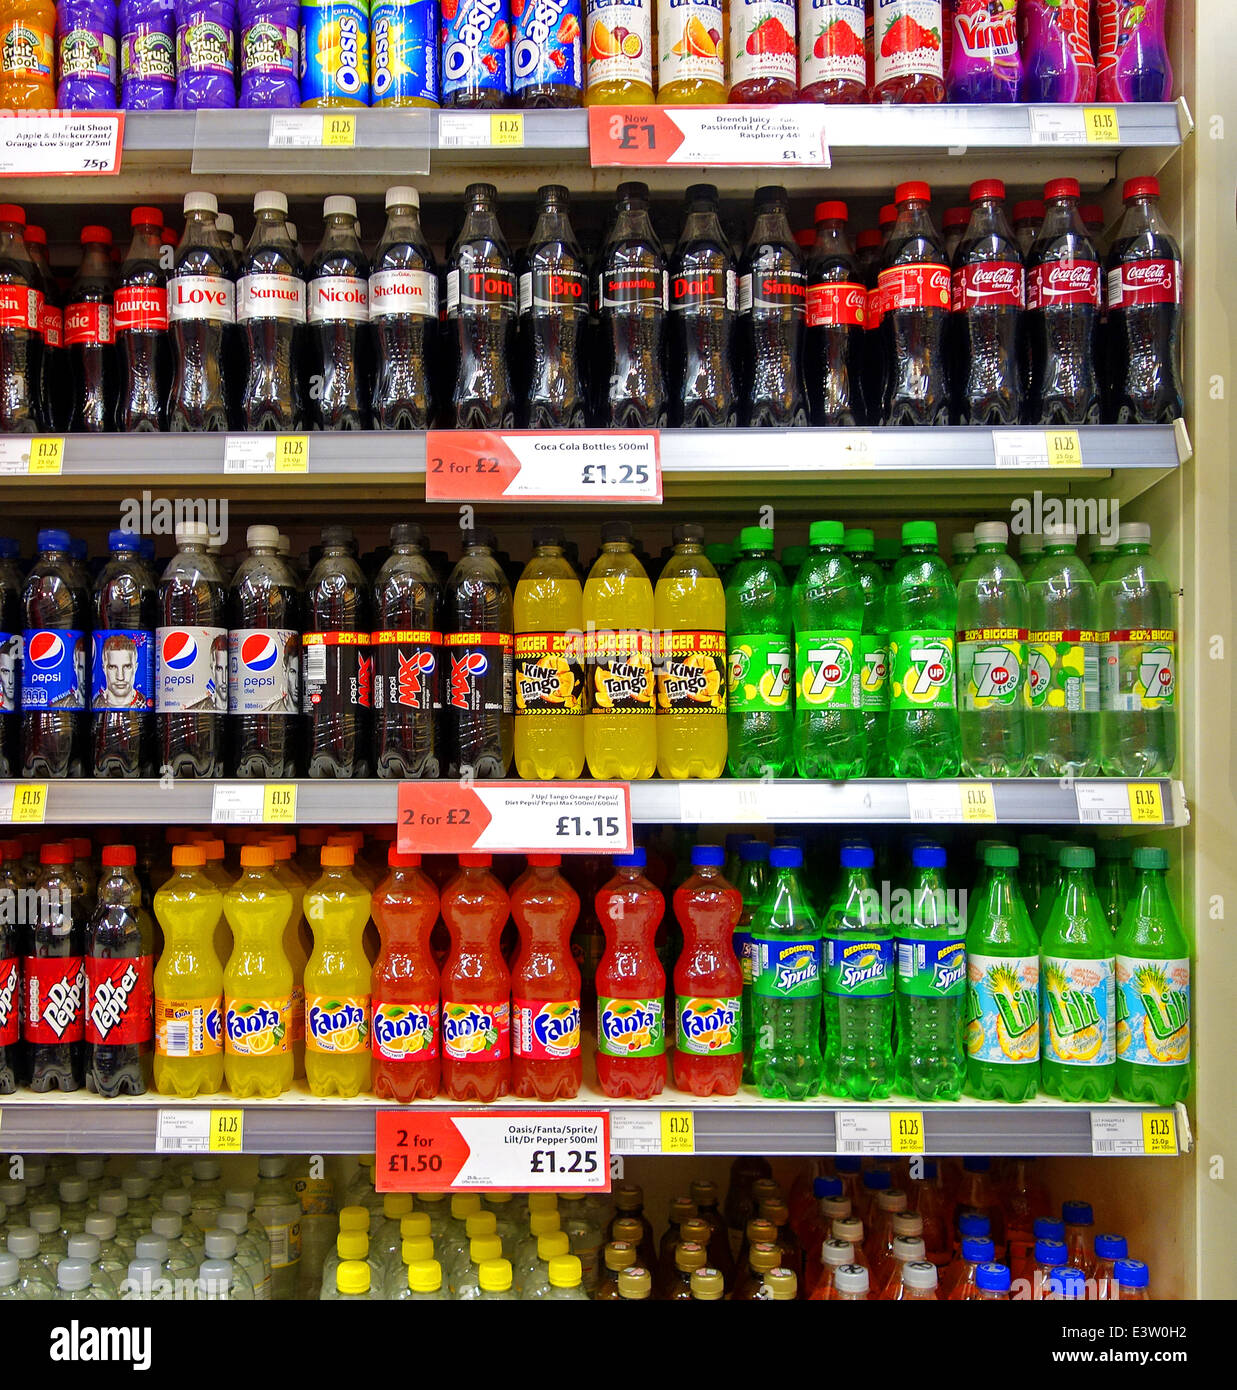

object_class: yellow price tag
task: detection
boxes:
[263,784,297,823]
[1046,429,1082,467]
[660,1111,695,1154]
[1084,107,1120,143]
[10,783,47,823]
[1141,1111,1177,1156]
[323,113,355,146]
[889,1111,925,1154]
[209,1110,244,1152]
[490,113,524,147]
[1127,783,1164,824]
[960,782,996,822]
[28,437,64,474]
[275,435,309,472]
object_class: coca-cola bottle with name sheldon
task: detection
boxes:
[22,527,88,779]
[114,205,169,432]
[303,525,372,779]
[92,529,156,778]
[595,181,668,428]
[740,185,808,427]
[25,842,85,1092]
[951,179,1024,426]
[65,226,116,433]
[308,195,372,430]
[447,182,516,428]
[370,185,437,430]
[1025,178,1102,426]
[1103,176,1184,425]
[373,522,441,779]
[804,199,866,425]
[0,203,43,433]
[239,189,305,430]
[445,529,513,779]
[85,844,154,1097]
[669,183,736,428]
[168,191,234,432]
[878,180,951,425]
[519,184,588,428]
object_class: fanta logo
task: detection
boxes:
[308,1000,367,1049]
[531,1001,580,1055]
[240,633,279,672]
[27,631,64,669]
[442,1002,502,1055]
[205,1006,222,1044]
[374,1003,434,1051]
[680,999,737,1050]
[161,630,198,669]
[227,1004,279,1040]
[600,1000,658,1053]
[449,651,487,709]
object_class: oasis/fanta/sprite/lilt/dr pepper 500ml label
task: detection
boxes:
[300,0,371,103]
[442,0,513,104]
[371,0,438,103]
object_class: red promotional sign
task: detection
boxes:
[424,430,661,504]
[588,105,829,168]
[0,113,124,177]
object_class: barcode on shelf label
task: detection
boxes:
[836,1110,894,1155]
[907,783,964,823]
[610,1112,662,1154]
[992,430,1051,469]
[269,113,327,147]
[1028,107,1088,144]
[1075,781,1164,825]
[438,114,491,148]
[211,783,265,824]
[1090,1110,1148,1155]
[156,1109,244,1153]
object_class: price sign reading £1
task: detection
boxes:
[397,781,632,856]
[424,430,661,504]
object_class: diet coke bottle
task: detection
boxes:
[519,184,588,429]
[669,184,736,429]
[308,195,372,430]
[739,186,808,427]
[168,191,234,431]
[0,203,43,433]
[239,190,305,430]
[370,186,437,430]
[114,205,169,432]
[446,183,516,428]
[804,199,866,425]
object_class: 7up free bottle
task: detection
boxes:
[725,526,792,777]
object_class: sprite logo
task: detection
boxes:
[933,949,967,993]
[776,946,819,991]
[840,944,887,990]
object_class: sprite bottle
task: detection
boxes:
[965,845,1040,1103]
[1115,847,1189,1104]
[844,527,889,776]
[725,528,793,777]
[732,839,769,1084]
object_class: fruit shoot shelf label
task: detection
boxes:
[397,781,633,854]
[425,429,661,502]
[0,113,123,177]
[588,104,829,167]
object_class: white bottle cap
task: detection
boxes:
[892,1235,926,1262]
[184,191,218,215]
[952,530,974,553]
[28,1204,60,1233]
[126,1259,161,1292]
[59,1176,90,1204]
[197,1259,232,1294]
[324,195,357,220]
[834,1264,869,1295]
[67,1234,101,1262]
[7,1229,38,1258]
[84,1214,117,1240]
[903,1260,939,1290]
[216,1209,248,1235]
[204,1230,237,1259]
[876,1188,908,1213]
[135,1235,169,1262]
[0,1253,18,1286]
[224,1189,255,1212]
[162,1191,192,1217]
[254,190,288,215]
[386,185,419,210]
[258,1157,288,1177]
[892,1212,924,1237]
[277,534,292,555]
[216,212,235,235]
[285,222,298,242]
[1043,520,1078,543]
[77,1158,108,1180]
[821,1238,853,1267]
[175,520,211,546]
[151,1214,182,1239]
[121,1175,150,1198]
[57,1258,92,1291]
[974,520,1008,545]
[1118,522,1152,545]
[246,525,280,551]
[99,1191,129,1217]
[832,1217,863,1244]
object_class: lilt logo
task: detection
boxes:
[49,1321,152,1371]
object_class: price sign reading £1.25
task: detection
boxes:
[424,430,661,504]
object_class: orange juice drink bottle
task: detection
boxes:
[304,844,373,1098]
[658,0,725,101]
[441,853,511,1103]
[585,0,654,104]
[511,854,582,1101]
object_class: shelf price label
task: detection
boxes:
[1047,430,1082,467]
[0,437,65,475]
[490,113,523,146]
[269,112,354,147]
[1084,107,1121,143]
[889,1111,925,1155]
[323,113,356,146]
[836,1110,896,1155]
[156,1108,245,1153]
[1127,782,1165,824]
[1090,1108,1177,1156]
[397,781,632,855]
[1075,780,1166,826]
[212,782,300,825]
[425,430,661,504]
[1142,1111,1178,1156]
[960,783,996,823]
[0,113,124,176]
[262,784,298,823]
[660,1112,695,1154]
[8,783,47,823]
[588,105,829,168]
[374,1110,610,1192]
[225,434,310,474]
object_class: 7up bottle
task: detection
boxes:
[725,527,792,777]
[845,527,888,775]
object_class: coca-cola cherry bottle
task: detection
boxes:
[65,226,116,433]
[805,200,866,426]
[0,203,44,433]
[115,205,169,432]
[519,184,588,428]
[447,183,516,428]
[669,184,736,428]
[740,186,808,427]
[308,195,371,430]
[369,186,437,430]
[168,191,234,432]
[238,190,306,430]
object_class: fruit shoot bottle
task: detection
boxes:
[584,0,653,104]
[798,0,866,103]
[728,0,796,102]
[657,0,724,103]
[440,854,511,1104]
[303,844,372,1098]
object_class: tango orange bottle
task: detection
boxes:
[511,854,582,1101]
[440,854,511,1104]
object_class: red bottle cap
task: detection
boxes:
[894,181,931,204]
[944,207,971,229]
[527,854,560,867]
[130,205,163,226]
[459,853,492,868]
[388,848,422,868]
[101,845,137,867]
[1122,177,1160,201]
[856,228,883,250]
[969,179,1005,202]
[878,204,897,227]
[0,839,20,860]
[1012,200,1045,223]
[39,842,74,866]
[0,205,26,226]
[72,836,92,859]
[23,224,46,246]
[794,227,815,250]
[1043,178,1081,201]
[814,200,848,224]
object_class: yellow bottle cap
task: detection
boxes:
[618,1266,651,1300]
[538,1231,570,1261]
[400,1213,431,1239]
[548,1254,582,1289]
[336,1259,369,1296]
[451,1194,482,1220]
[527,1193,558,1214]
[416,1192,445,1205]
[407,1259,441,1294]
[478,1258,512,1293]
[763,1268,798,1300]
[338,1206,369,1233]
[605,1240,637,1272]
[470,1234,503,1264]
[337,1231,368,1260]
[529,1211,560,1237]
[485,1192,513,1205]
[383,1193,413,1219]
[465,1212,497,1239]
[401,1236,434,1265]
[691,1268,725,1300]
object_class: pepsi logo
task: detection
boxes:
[241,633,279,672]
[162,631,198,669]
[465,652,487,676]
[26,631,64,669]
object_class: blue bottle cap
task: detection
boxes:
[1094,1233,1128,1261]
[725,833,745,854]
[691,845,724,868]
[1112,1258,1148,1290]
[1033,1217,1065,1242]
[739,841,769,862]
[962,1237,995,1263]
[768,847,802,869]
[975,1262,1011,1294]
[862,1169,892,1192]
[813,1177,843,1199]
[612,849,646,868]
[840,846,874,869]
[69,538,87,558]
[920,1160,937,1179]
[1035,1238,1067,1267]
[1047,1267,1086,1299]
[139,538,155,560]
[959,1214,990,1237]
[36,528,71,552]
[963,1156,991,1171]
[108,530,141,552]
[833,1157,861,1174]
[1062,1200,1093,1226]
[911,844,947,869]
[773,835,805,851]
[0,538,17,559]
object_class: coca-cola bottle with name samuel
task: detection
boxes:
[519,184,588,429]
[739,185,808,427]
[168,191,234,432]
[370,186,437,430]
[114,205,170,432]
[669,183,736,429]
[238,189,306,430]
[65,226,116,434]
[308,195,372,430]
[804,199,866,425]
[446,182,516,428]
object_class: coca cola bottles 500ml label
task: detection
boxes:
[370,186,437,431]
[670,184,736,428]
[447,183,516,428]
[168,190,234,433]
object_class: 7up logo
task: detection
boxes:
[892,631,955,709]
[965,642,1023,706]
[798,631,856,708]
[1139,644,1174,700]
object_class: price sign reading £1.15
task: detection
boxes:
[397,781,632,855]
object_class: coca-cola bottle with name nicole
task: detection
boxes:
[308,195,372,430]
[115,205,170,432]
[168,191,235,432]
[238,190,305,431]
[370,186,437,430]
[0,203,44,433]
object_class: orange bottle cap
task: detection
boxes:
[240,845,275,868]
[321,845,354,867]
[172,845,207,867]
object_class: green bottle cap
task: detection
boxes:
[1060,846,1095,869]
[737,526,774,552]
[1131,847,1169,870]
[874,537,902,563]
[809,520,845,546]
[901,520,938,547]
[1096,839,1132,860]
[1021,833,1052,857]
[984,845,1020,868]
[844,527,875,554]
[781,545,808,568]
[704,543,734,568]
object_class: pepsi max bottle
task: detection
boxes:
[92,530,156,778]
[22,528,88,778]
[0,536,21,777]
[303,525,371,779]
[445,529,512,779]
[373,523,441,779]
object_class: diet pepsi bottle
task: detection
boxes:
[25,841,84,1092]
[157,521,227,779]
[740,186,808,427]
[22,528,88,778]
[239,190,305,430]
[0,203,43,432]
[64,226,116,434]
[303,525,371,778]
[519,184,587,428]
[370,186,437,430]
[229,524,300,778]
[373,523,441,779]
[445,529,513,779]
[168,191,234,432]
[804,200,866,426]
[114,205,169,432]
[0,537,20,777]
[92,530,156,778]
[669,184,737,428]
[308,195,371,430]
[447,183,516,428]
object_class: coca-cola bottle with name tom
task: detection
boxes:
[519,184,588,429]
[669,183,736,428]
[804,199,866,425]
[65,225,116,434]
[370,186,437,430]
[308,195,372,430]
[238,190,305,430]
[168,191,234,432]
[0,203,43,433]
[114,205,169,432]
[740,185,808,427]
[446,183,516,428]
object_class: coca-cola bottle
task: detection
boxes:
[1026,177,1102,426]
[303,525,371,779]
[24,224,64,430]
[114,205,169,432]
[92,529,156,778]
[856,225,885,428]
[370,186,437,430]
[84,844,154,1097]
[373,523,441,779]
[804,199,866,426]
[447,183,516,428]
[0,203,43,433]
[595,181,668,428]
[519,184,587,429]
[739,185,808,427]
[878,180,952,425]
[22,527,89,779]
[65,226,116,433]
[0,539,19,778]
[239,190,305,430]
[1013,199,1045,260]
[167,190,234,432]
[1103,176,1184,425]
[951,178,1024,426]
[24,841,84,1092]
[308,195,372,431]
[445,529,513,779]
[669,183,736,428]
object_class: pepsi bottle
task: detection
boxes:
[740,186,808,427]
[308,195,372,430]
[22,528,88,778]
[92,530,156,778]
[0,536,20,777]
[373,523,441,779]
[519,184,587,428]
[446,183,516,428]
[303,525,371,779]
[669,183,737,428]
[804,200,866,426]
[370,186,437,430]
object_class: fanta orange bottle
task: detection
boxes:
[441,854,511,1104]
[371,848,441,1102]
[304,844,373,1098]
[594,848,666,1099]
[262,833,309,1080]
[511,854,582,1102]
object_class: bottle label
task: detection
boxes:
[444,631,513,715]
[22,628,86,712]
[1098,0,1157,90]
[442,0,512,99]
[92,629,154,711]
[519,267,588,316]
[896,936,966,998]
[676,995,742,1055]
[873,0,943,85]
[866,282,886,329]
[514,997,582,1059]
[1043,955,1114,1066]
[64,301,114,346]
[176,19,234,75]
[300,0,370,102]
[372,629,440,713]
[305,993,370,1053]
[728,0,796,87]
[799,0,865,88]
[727,633,792,713]
[0,631,16,713]
[966,952,1039,1064]
[739,269,807,315]
[752,936,823,999]
[596,995,665,1057]
[889,629,956,709]
[121,25,175,85]
[0,956,19,1047]
[302,630,373,714]
[951,261,1025,312]
[1099,630,1175,710]
[1027,631,1099,712]
[24,956,85,1044]
[860,636,888,711]
[584,0,651,86]
[1106,259,1182,310]
[1027,260,1101,310]
[39,301,61,347]
[228,628,299,716]
[113,284,168,333]
[446,266,517,317]
[59,26,117,80]
[237,274,306,324]
[599,269,666,311]
[806,280,867,328]
[515,630,585,715]
[441,999,510,1061]
[658,0,722,86]
[371,0,439,103]
[0,284,40,332]
[656,630,726,714]
[224,995,292,1055]
[85,956,154,1046]
[1,20,53,78]
[796,628,861,710]
[240,18,298,76]
[308,275,370,324]
[1116,955,1189,1067]
[155,995,224,1057]
[156,625,228,715]
[733,929,754,985]
[824,935,893,997]
[877,263,951,312]
[372,998,439,1061]
[370,268,438,318]
[291,983,305,1044]
[588,630,655,714]
[670,266,735,312]
[951,0,1017,66]
[512,0,583,94]
[168,274,235,325]
[957,628,1028,710]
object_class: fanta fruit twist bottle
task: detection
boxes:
[440,854,511,1104]
[261,833,308,1080]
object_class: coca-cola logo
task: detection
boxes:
[968,264,1021,291]
[1041,262,1099,290]
[1124,261,1176,288]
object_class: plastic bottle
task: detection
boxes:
[797,0,865,101]
[667,184,736,429]
[91,530,155,778]
[298,0,368,103]
[239,190,305,430]
[57,0,118,105]
[113,205,169,431]
[878,182,950,425]
[302,524,371,779]
[654,523,727,779]
[871,0,943,102]
[1111,1257,1150,1300]
[370,848,440,1101]
[440,0,509,106]
[1040,846,1116,1102]
[64,226,115,433]
[594,848,666,1099]
[369,187,436,429]
[307,195,370,430]
[444,529,513,778]
[728,0,795,101]
[22,531,89,780]
[172,0,237,106]
[84,845,153,1097]
[0,0,56,107]
[302,844,372,1098]
[251,1157,300,1298]
[516,185,586,427]
[952,179,1024,426]
[447,183,516,428]
[657,0,723,102]
[370,523,439,778]
[118,0,175,106]
[509,855,581,1101]
[1097,0,1170,101]
[439,854,510,1103]
[510,0,582,105]
[21,225,59,429]
[804,201,866,425]
[1018,0,1094,100]
[841,528,887,773]
[24,842,84,1091]
[945,0,1017,100]
[584,0,652,103]
[166,192,233,433]
[725,528,792,778]
[237,0,298,104]
[739,186,807,427]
